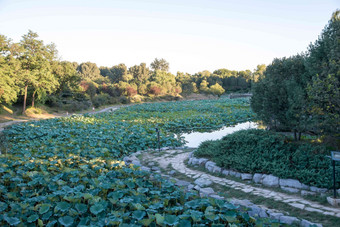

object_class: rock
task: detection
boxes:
[199,187,215,195]
[248,205,261,217]
[198,158,209,165]
[168,170,176,175]
[301,184,310,190]
[188,152,194,158]
[148,161,156,167]
[132,160,141,166]
[221,170,229,176]
[210,194,224,200]
[279,216,300,225]
[212,166,222,173]
[327,196,340,206]
[160,147,170,151]
[253,173,263,183]
[281,186,300,193]
[134,151,142,155]
[232,199,253,207]
[301,190,316,196]
[279,178,302,189]
[258,209,268,218]
[141,166,151,172]
[187,184,195,191]
[175,180,191,187]
[187,158,193,165]
[194,178,212,187]
[205,161,216,171]
[151,166,160,171]
[300,219,322,227]
[241,173,253,180]
[191,158,200,165]
[229,171,241,178]
[310,186,328,194]
[269,212,283,220]
[123,156,131,163]
[262,175,279,187]
[194,185,201,191]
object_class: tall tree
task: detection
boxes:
[251,55,310,138]
[0,35,21,104]
[129,63,150,85]
[305,10,340,134]
[19,30,58,111]
[77,62,101,80]
[150,58,169,72]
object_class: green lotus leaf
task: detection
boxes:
[163,215,179,226]
[4,215,21,226]
[42,211,53,220]
[0,201,8,212]
[138,218,154,226]
[39,203,51,214]
[58,216,74,227]
[190,210,203,222]
[46,219,57,227]
[132,210,146,220]
[56,201,71,212]
[27,214,39,223]
[155,213,164,225]
[179,219,192,227]
[37,219,44,227]
[90,203,105,215]
[133,203,145,211]
[75,203,88,214]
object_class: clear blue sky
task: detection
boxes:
[0,0,338,74]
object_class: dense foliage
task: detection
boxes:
[251,10,340,139]
[0,99,270,226]
[195,129,338,189]
[1,31,257,112]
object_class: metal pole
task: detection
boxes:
[333,160,337,198]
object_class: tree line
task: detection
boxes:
[0,31,264,112]
[251,10,339,141]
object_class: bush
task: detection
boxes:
[92,93,111,108]
[195,129,339,188]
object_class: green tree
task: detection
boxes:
[129,63,150,85]
[253,64,266,82]
[306,10,340,134]
[199,80,209,93]
[209,83,225,97]
[77,62,101,80]
[19,30,58,111]
[251,55,310,139]
[0,35,21,105]
[150,58,169,72]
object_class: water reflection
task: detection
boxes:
[182,121,257,148]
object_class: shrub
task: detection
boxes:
[92,93,111,108]
[195,129,339,188]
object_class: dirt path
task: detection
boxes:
[0,104,125,132]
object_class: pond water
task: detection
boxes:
[182,121,258,148]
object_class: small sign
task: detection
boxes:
[331,151,340,161]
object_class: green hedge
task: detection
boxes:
[195,129,339,189]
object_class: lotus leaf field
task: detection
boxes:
[0,98,278,226]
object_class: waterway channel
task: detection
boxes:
[182,121,258,148]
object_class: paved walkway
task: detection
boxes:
[148,150,340,218]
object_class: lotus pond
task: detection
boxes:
[0,98,279,226]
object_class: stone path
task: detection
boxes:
[145,150,340,219]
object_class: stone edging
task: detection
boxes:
[188,152,339,197]
[122,149,324,227]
